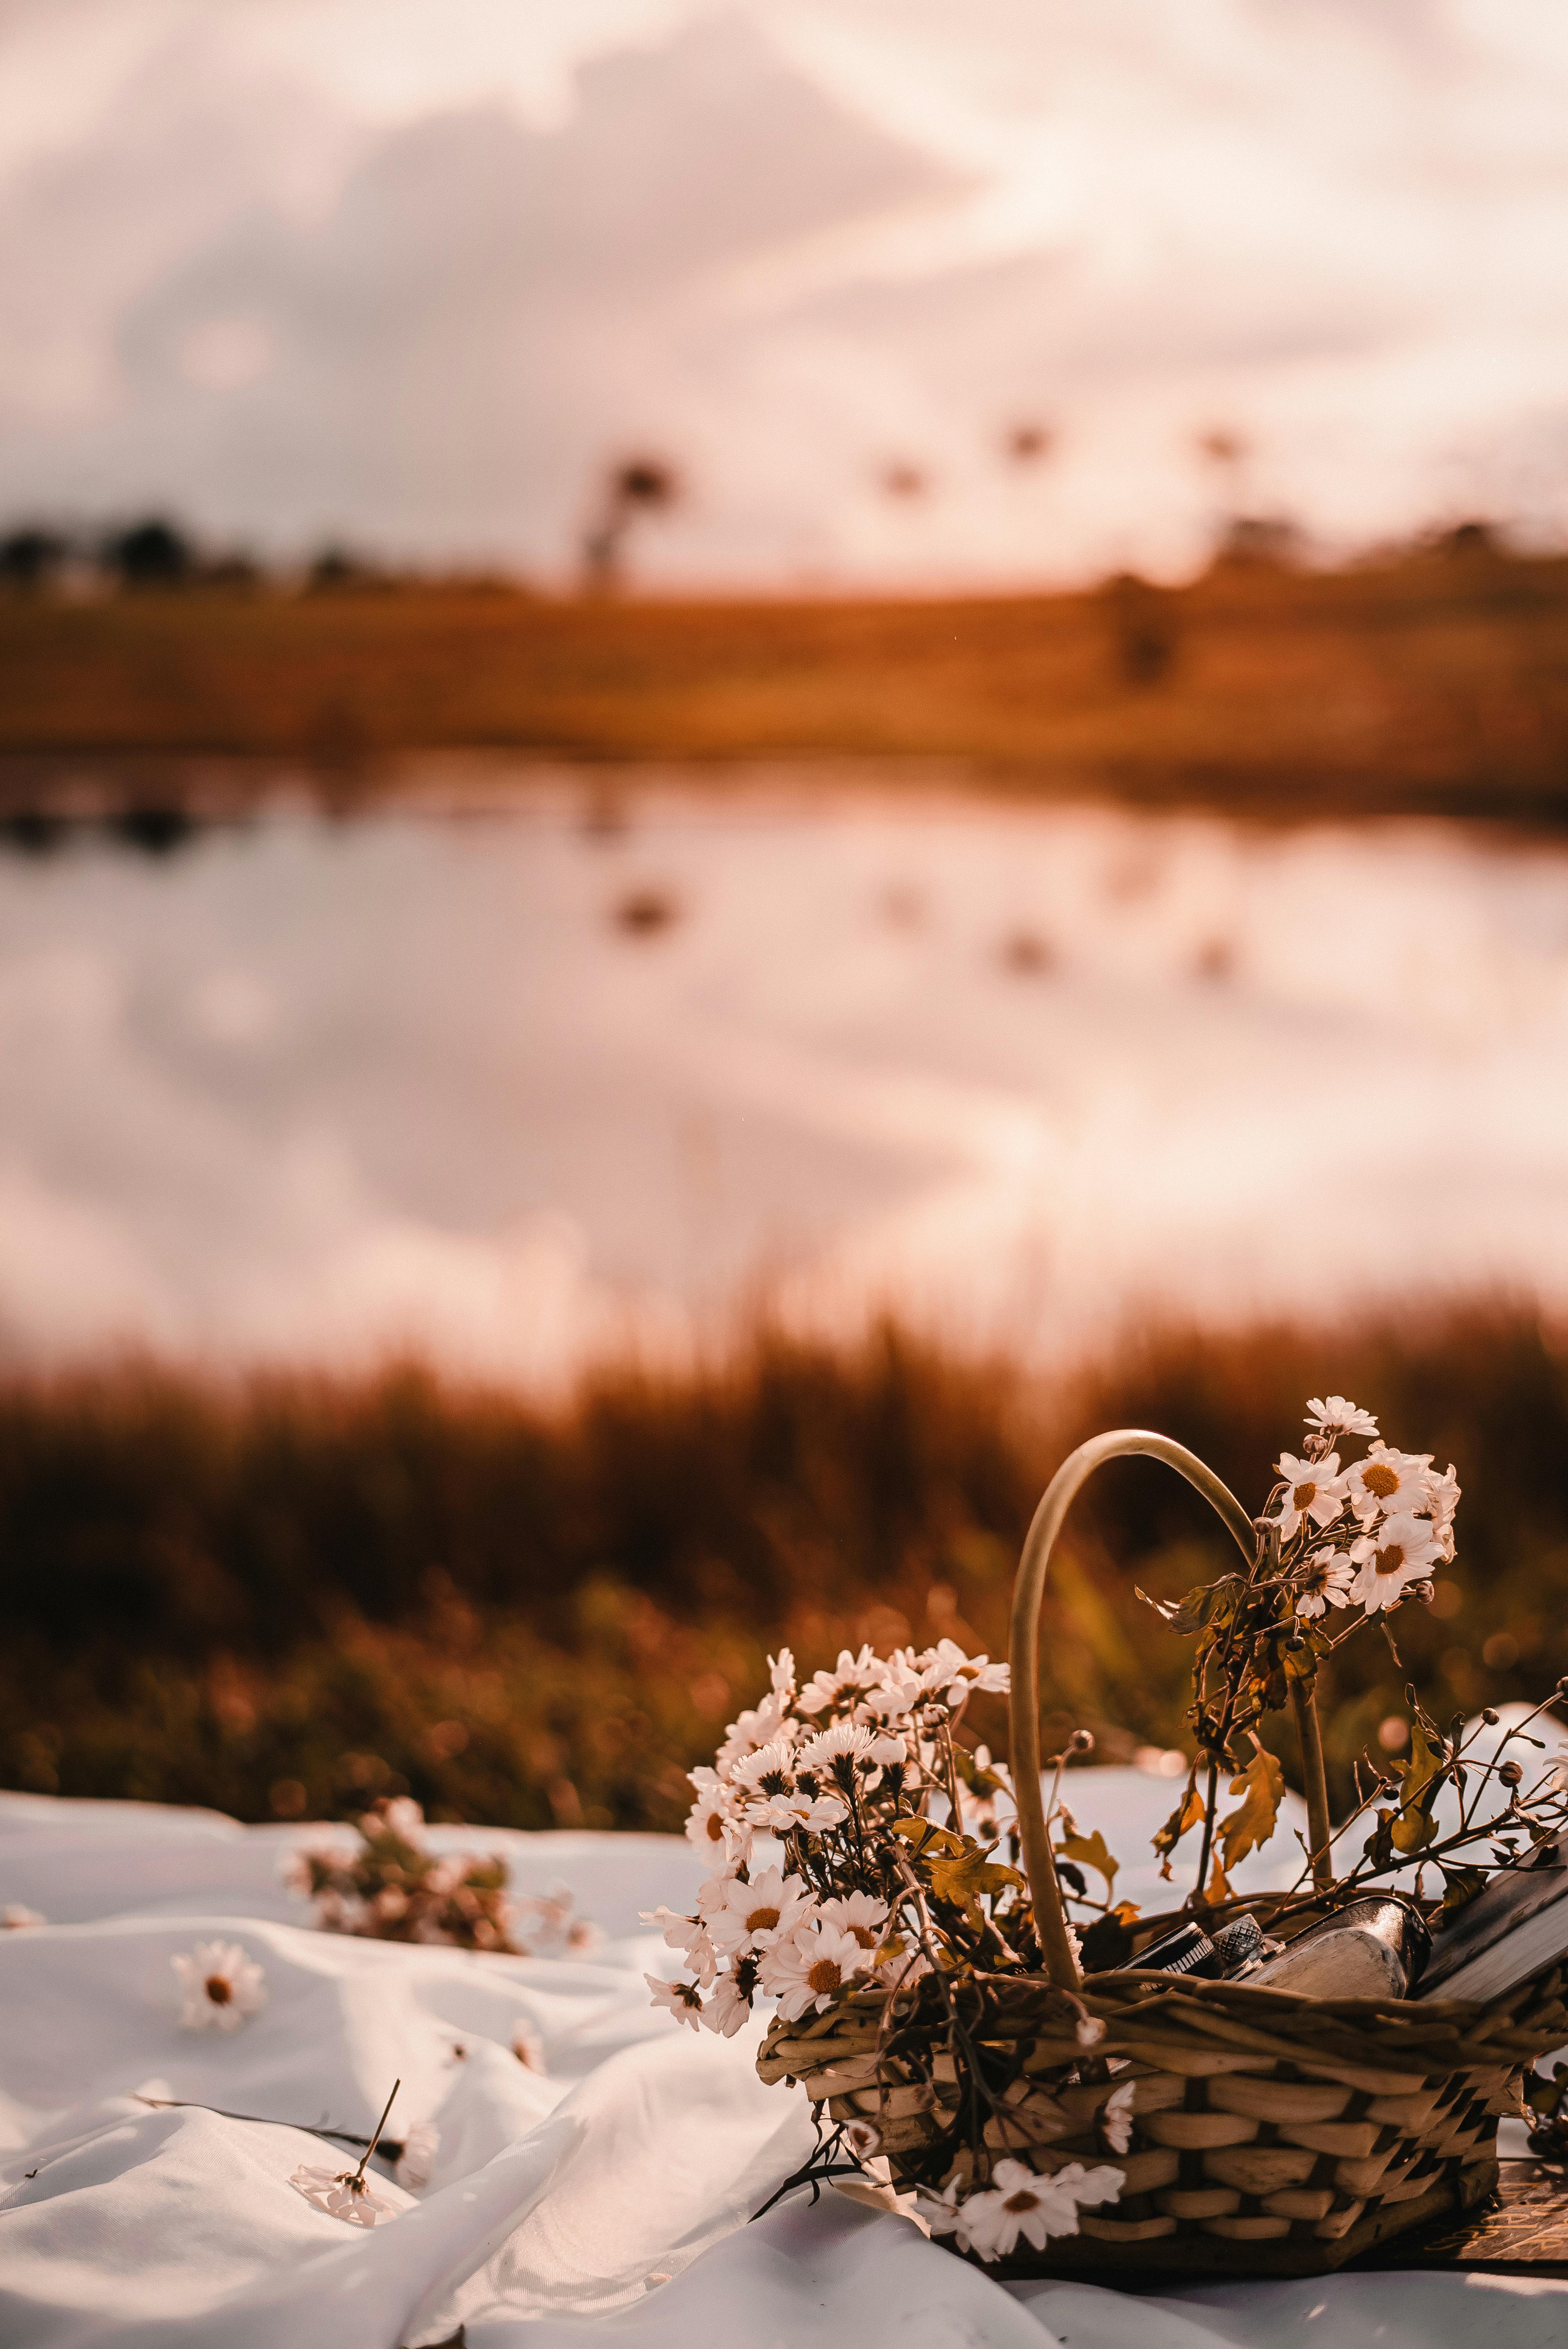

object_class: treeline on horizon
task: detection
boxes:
[2,1306,1564,1851]
[4,515,1568,825]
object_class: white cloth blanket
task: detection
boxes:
[1,1781,1562,2348]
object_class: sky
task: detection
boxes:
[6,0,1568,586]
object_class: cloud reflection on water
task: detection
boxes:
[2,770,1567,1385]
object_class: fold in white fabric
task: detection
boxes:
[1,1791,1561,2347]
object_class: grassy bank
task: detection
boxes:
[5,543,1568,819]
[3,1310,1566,1840]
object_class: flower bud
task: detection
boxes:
[1499,1760,1523,1787]
[1482,1708,1499,1725]
[1071,1729,1094,1754]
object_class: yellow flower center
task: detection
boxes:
[848,1924,878,1947]
[1293,1481,1317,1509]
[1374,1543,1406,1576]
[705,1812,725,1841]
[746,1905,781,1934]
[1004,2189,1041,2212]
[205,1975,232,2004]
[807,1957,842,1995]
[1363,1463,1400,1499]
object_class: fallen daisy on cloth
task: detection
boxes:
[0,1788,1563,2348]
[171,1937,268,2031]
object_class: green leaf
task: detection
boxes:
[1152,1781,1206,1881]
[891,1816,966,1859]
[1363,1810,1396,1872]
[1215,1745,1285,1872]
[1137,1577,1241,1636]
[891,1814,1023,1913]
[1438,1865,1488,1917]
[1391,1721,1448,1856]
[1054,1825,1119,1898]
[925,1846,1025,1910]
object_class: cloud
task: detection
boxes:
[5,0,1568,578]
[0,14,955,568]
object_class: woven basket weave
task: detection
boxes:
[757,1431,1568,2279]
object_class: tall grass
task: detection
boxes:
[2,1309,1565,1833]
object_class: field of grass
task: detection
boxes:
[5,542,1568,819]
[4,1309,1565,1851]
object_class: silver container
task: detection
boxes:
[1251,1898,1429,1999]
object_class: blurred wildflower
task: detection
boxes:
[394,2121,439,2191]
[1305,1396,1379,1437]
[172,1940,266,2032]
[511,2020,546,2072]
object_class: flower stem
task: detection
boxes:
[1291,1680,1335,1892]
[352,2079,400,2186]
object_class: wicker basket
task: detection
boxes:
[757,1430,1568,2279]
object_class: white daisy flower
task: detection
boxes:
[729,1739,799,1800]
[684,1782,744,1868]
[172,1940,267,2032]
[746,1788,848,1834]
[714,1694,796,1773]
[394,2121,439,2191]
[645,1973,704,2030]
[1305,1395,1379,1438]
[1100,2082,1136,2155]
[843,2117,882,2158]
[1347,1442,1433,1526]
[916,2177,971,2249]
[796,1645,887,1718]
[1425,1462,1461,1556]
[699,1973,754,2038]
[959,2158,1122,2260]
[766,1648,796,1703]
[1348,1513,1445,1613]
[1295,1547,1355,1618]
[816,1891,890,1952]
[1271,1451,1348,1539]
[289,2163,397,2227]
[702,1868,815,1957]
[796,1720,906,1788]
[757,1921,871,2019]
[639,1907,721,1986]
[911,1639,1010,1708]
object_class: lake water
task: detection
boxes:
[4,767,1568,1384]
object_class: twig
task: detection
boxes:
[135,2091,409,2162]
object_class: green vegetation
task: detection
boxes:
[4,540,1568,817]
[3,1308,1565,1833]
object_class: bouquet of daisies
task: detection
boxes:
[645,1639,1020,2039]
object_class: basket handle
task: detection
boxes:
[1007,1429,1256,1988]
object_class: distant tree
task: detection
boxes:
[1211,514,1302,570]
[1437,519,1503,560]
[306,544,375,592]
[199,550,263,590]
[1003,422,1055,466]
[581,457,682,591]
[879,460,929,501]
[104,517,191,588]
[0,527,66,592]
[1102,570,1178,687]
